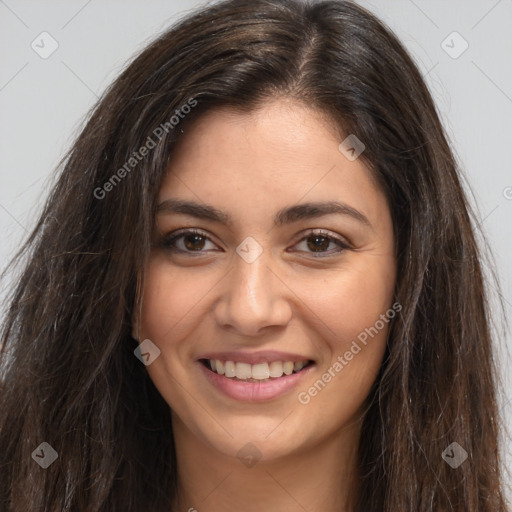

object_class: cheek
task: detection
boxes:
[136,259,203,386]
[311,253,396,346]
[138,256,211,343]
[139,248,396,402]
[295,254,396,424]
[140,250,396,362]
[136,258,211,410]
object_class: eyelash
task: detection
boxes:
[158,228,350,258]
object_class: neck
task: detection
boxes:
[171,418,361,512]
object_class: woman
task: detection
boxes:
[0,0,508,510]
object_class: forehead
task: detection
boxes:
[167,98,344,176]
[158,98,387,229]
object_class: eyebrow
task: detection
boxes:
[156,198,372,228]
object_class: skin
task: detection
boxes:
[133,97,397,512]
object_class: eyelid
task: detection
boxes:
[158,227,351,257]
[290,228,351,258]
[294,228,350,247]
[158,227,220,253]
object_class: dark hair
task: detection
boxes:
[0,0,508,510]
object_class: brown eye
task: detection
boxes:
[292,230,350,258]
[306,235,331,252]
[160,229,218,254]
[182,233,207,251]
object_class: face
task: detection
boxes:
[134,98,396,463]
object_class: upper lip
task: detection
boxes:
[197,350,314,365]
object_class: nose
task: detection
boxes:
[213,248,293,337]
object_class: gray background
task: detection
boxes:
[1,0,511,492]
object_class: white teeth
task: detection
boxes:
[207,359,310,379]
[235,362,252,380]
[215,359,224,375]
[224,361,236,377]
[269,361,283,377]
[252,363,270,380]
[283,361,294,375]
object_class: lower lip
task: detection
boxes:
[198,362,315,402]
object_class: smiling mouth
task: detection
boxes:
[199,358,314,383]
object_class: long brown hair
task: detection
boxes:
[0,0,508,510]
